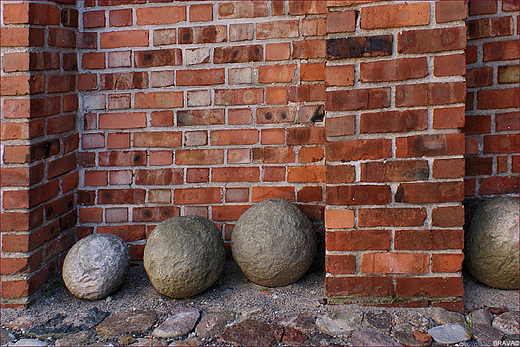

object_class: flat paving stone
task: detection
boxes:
[428,324,470,345]
[432,308,466,326]
[2,329,15,346]
[27,308,109,339]
[168,337,203,346]
[366,310,393,332]
[11,339,48,346]
[467,309,493,326]
[129,338,168,346]
[55,330,95,346]
[392,331,431,347]
[473,323,504,346]
[351,327,403,346]
[315,309,363,336]
[195,311,235,340]
[282,327,309,346]
[278,314,316,333]
[152,307,199,338]
[493,311,520,335]
[96,309,157,338]
[219,319,283,346]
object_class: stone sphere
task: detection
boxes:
[231,198,316,287]
[143,215,226,298]
[465,197,519,290]
[62,233,130,300]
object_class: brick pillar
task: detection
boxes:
[1,1,79,308]
[464,0,519,201]
[324,1,468,312]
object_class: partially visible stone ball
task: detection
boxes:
[62,233,130,300]
[231,198,316,287]
[143,215,226,298]
[465,197,519,290]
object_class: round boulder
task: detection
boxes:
[231,198,316,287]
[62,233,130,300]
[465,197,519,289]
[144,215,226,298]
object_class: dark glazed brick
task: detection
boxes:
[327,36,392,59]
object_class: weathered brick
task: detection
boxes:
[395,181,465,203]
[326,139,392,161]
[99,112,146,129]
[212,167,260,182]
[215,88,263,106]
[326,230,391,251]
[484,134,520,153]
[361,3,430,29]
[432,206,465,227]
[361,160,429,183]
[431,253,464,273]
[177,69,225,86]
[498,66,520,84]
[287,166,325,183]
[100,30,148,49]
[189,3,213,22]
[298,146,324,163]
[210,129,258,146]
[326,276,392,297]
[432,158,466,179]
[99,151,146,167]
[107,133,130,149]
[396,134,465,158]
[174,187,222,204]
[469,1,497,15]
[135,169,183,186]
[479,176,519,195]
[292,40,326,59]
[178,25,226,44]
[229,109,252,125]
[360,109,427,134]
[327,88,390,111]
[478,88,519,109]
[186,168,209,183]
[212,205,251,221]
[398,27,466,54]
[288,1,327,15]
[395,229,464,250]
[395,277,463,298]
[177,109,225,126]
[327,185,391,205]
[229,23,253,41]
[326,254,356,275]
[109,9,132,27]
[436,1,467,23]
[252,147,295,164]
[266,42,291,61]
[134,132,182,148]
[302,18,326,36]
[134,49,182,67]
[214,45,262,64]
[175,149,224,165]
[98,225,146,242]
[433,107,465,129]
[325,65,354,86]
[467,16,513,40]
[132,206,181,222]
[326,165,356,184]
[466,67,493,88]
[361,253,429,274]
[395,82,466,107]
[327,10,356,33]
[153,29,177,46]
[251,186,295,202]
[362,57,428,82]
[257,20,298,39]
[136,6,185,25]
[496,112,520,131]
[218,2,267,19]
[135,92,183,109]
[358,208,427,227]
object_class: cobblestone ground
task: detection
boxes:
[1,262,518,347]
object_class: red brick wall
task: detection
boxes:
[1,1,79,307]
[77,0,328,261]
[3,0,517,309]
[323,1,467,310]
[465,0,519,200]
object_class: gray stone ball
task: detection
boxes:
[231,198,317,287]
[143,215,226,298]
[465,197,519,290]
[62,233,130,300]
